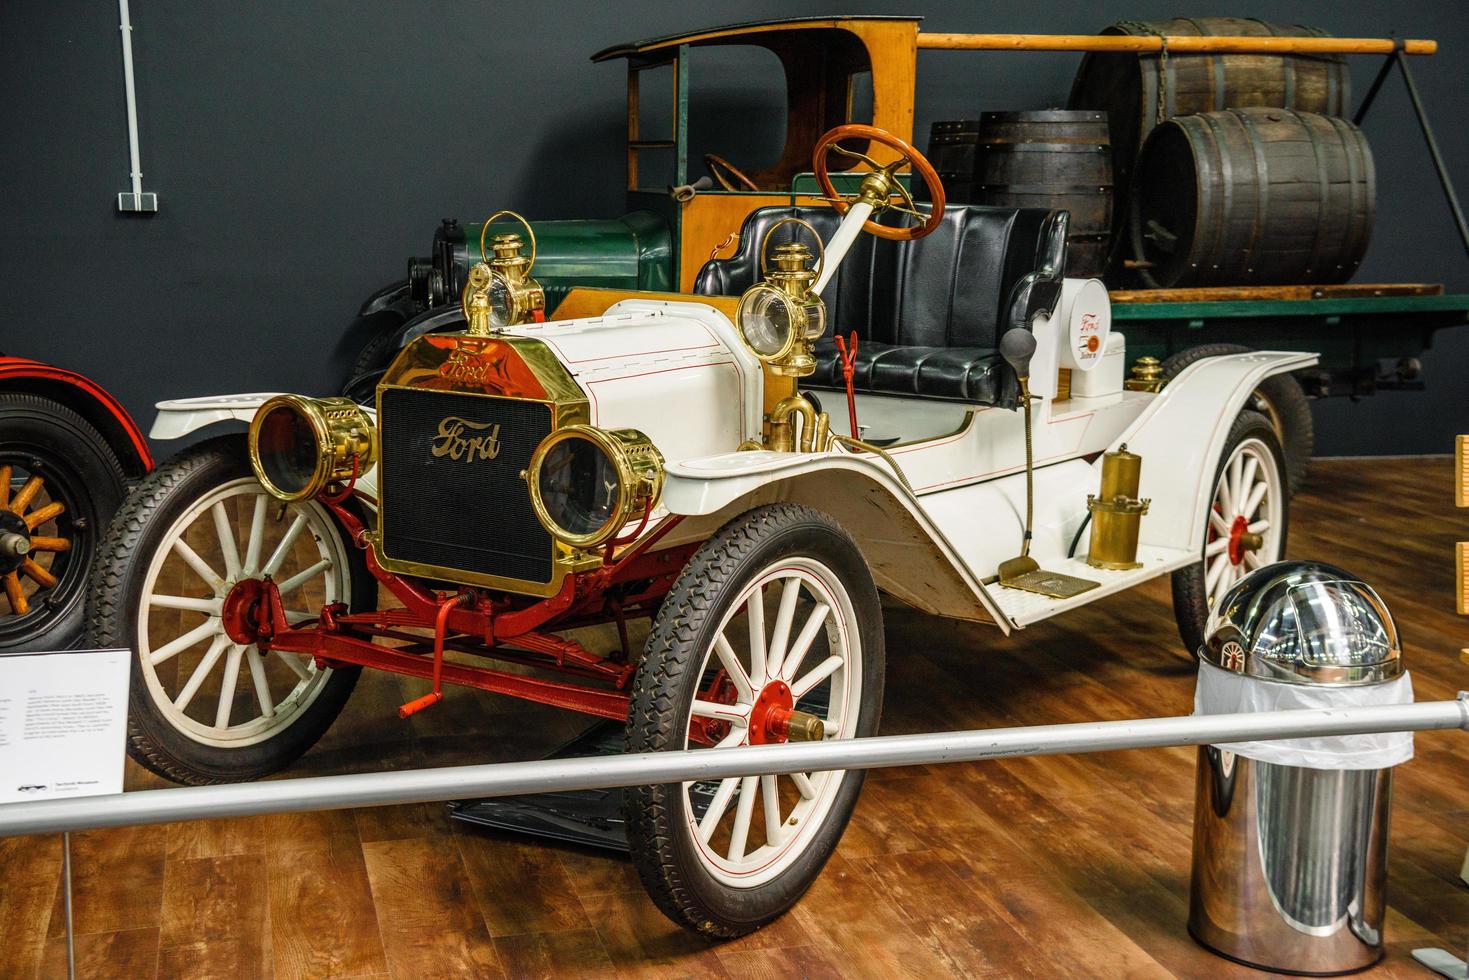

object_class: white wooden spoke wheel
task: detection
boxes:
[625,504,884,939]
[683,557,860,887]
[137,477,348,747]
[1171,412,1289,655]
[1203,436,1284,612]
[90,441,367,785]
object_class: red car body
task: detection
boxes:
[0,356,152,475]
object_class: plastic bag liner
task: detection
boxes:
[1193,660,1414,769]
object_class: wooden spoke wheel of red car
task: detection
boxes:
[812,123,946,240]
[87,439,375,785]
[1171,410,1288,654]
[624,503,885,939]
[0,392,128,652]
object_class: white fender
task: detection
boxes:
[663,449,1009,629]
[1110,350,1317,553]
[150,393,284,440]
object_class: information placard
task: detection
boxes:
[0,649,130,804]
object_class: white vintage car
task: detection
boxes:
[90,125,1307,937]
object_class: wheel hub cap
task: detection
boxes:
[1226,515,1263,566]
[0,511,31,575]
[749,680,795,745]
[221,578,266,644]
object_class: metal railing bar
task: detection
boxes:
[1,697,1464,839]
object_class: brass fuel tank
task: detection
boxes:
[1086,445,1150,570]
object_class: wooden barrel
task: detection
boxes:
[1068,17,1351,259]
[926,120,982,202]
[1129,108,1375,288]
[971,110,1113,278]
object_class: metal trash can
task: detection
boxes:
[1189,561,1414,975]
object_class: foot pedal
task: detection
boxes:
[1000,568,1100,599]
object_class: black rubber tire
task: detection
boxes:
[87,436,374,785]
[341,308,410,402]
[0,392,127,652]
[1162,343,1313,495]
[1170,410,1289,656]
[624,503,885,939]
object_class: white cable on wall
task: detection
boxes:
[115,0,158,212]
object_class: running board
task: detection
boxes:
[991,545,1197,627]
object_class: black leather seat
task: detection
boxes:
[693,204,1066,408]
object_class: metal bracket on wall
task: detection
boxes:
[114,0,158,213]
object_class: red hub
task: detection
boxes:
[749,680,795,745]
[1226,514,1250,566]
[221,578,266,644]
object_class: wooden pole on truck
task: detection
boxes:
[916,33,1437,56]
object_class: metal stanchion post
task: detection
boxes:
[61,831,76,980]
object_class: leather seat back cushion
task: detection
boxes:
[693,204,1061,407]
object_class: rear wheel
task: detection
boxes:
[1171,411,1288,654]
[624,504,884,938]
[1162,343,1313,494]
[0,393,127,652]
[88,437,373,784]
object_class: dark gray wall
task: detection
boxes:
[2,1,1466,456]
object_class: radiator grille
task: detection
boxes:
[378,386,554,586]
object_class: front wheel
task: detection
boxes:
[88,437,374,785]
[624,504,884,938]
[1171,410,1289,654]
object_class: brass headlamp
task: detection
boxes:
[461,210,544,335]
[248,394,376,502]
[527,425,664,549]
[735,218,827,377]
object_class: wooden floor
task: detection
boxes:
[1,457,1466,979]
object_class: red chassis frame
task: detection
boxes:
[228,497,696,723]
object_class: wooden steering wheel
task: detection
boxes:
[812,124,945,241]
[704,153,759,192]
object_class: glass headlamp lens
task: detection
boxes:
[801,297,826,339]
[487,274,515,327]
[737,287,796,358]
[528,426,664,548]
[254,403,319,499]
[537,436,619,541]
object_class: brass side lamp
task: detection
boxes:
[735,218,827,377]
[461,210,545,335]
[735,218,838,454]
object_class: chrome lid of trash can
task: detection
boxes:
[1200,560,1402,686]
